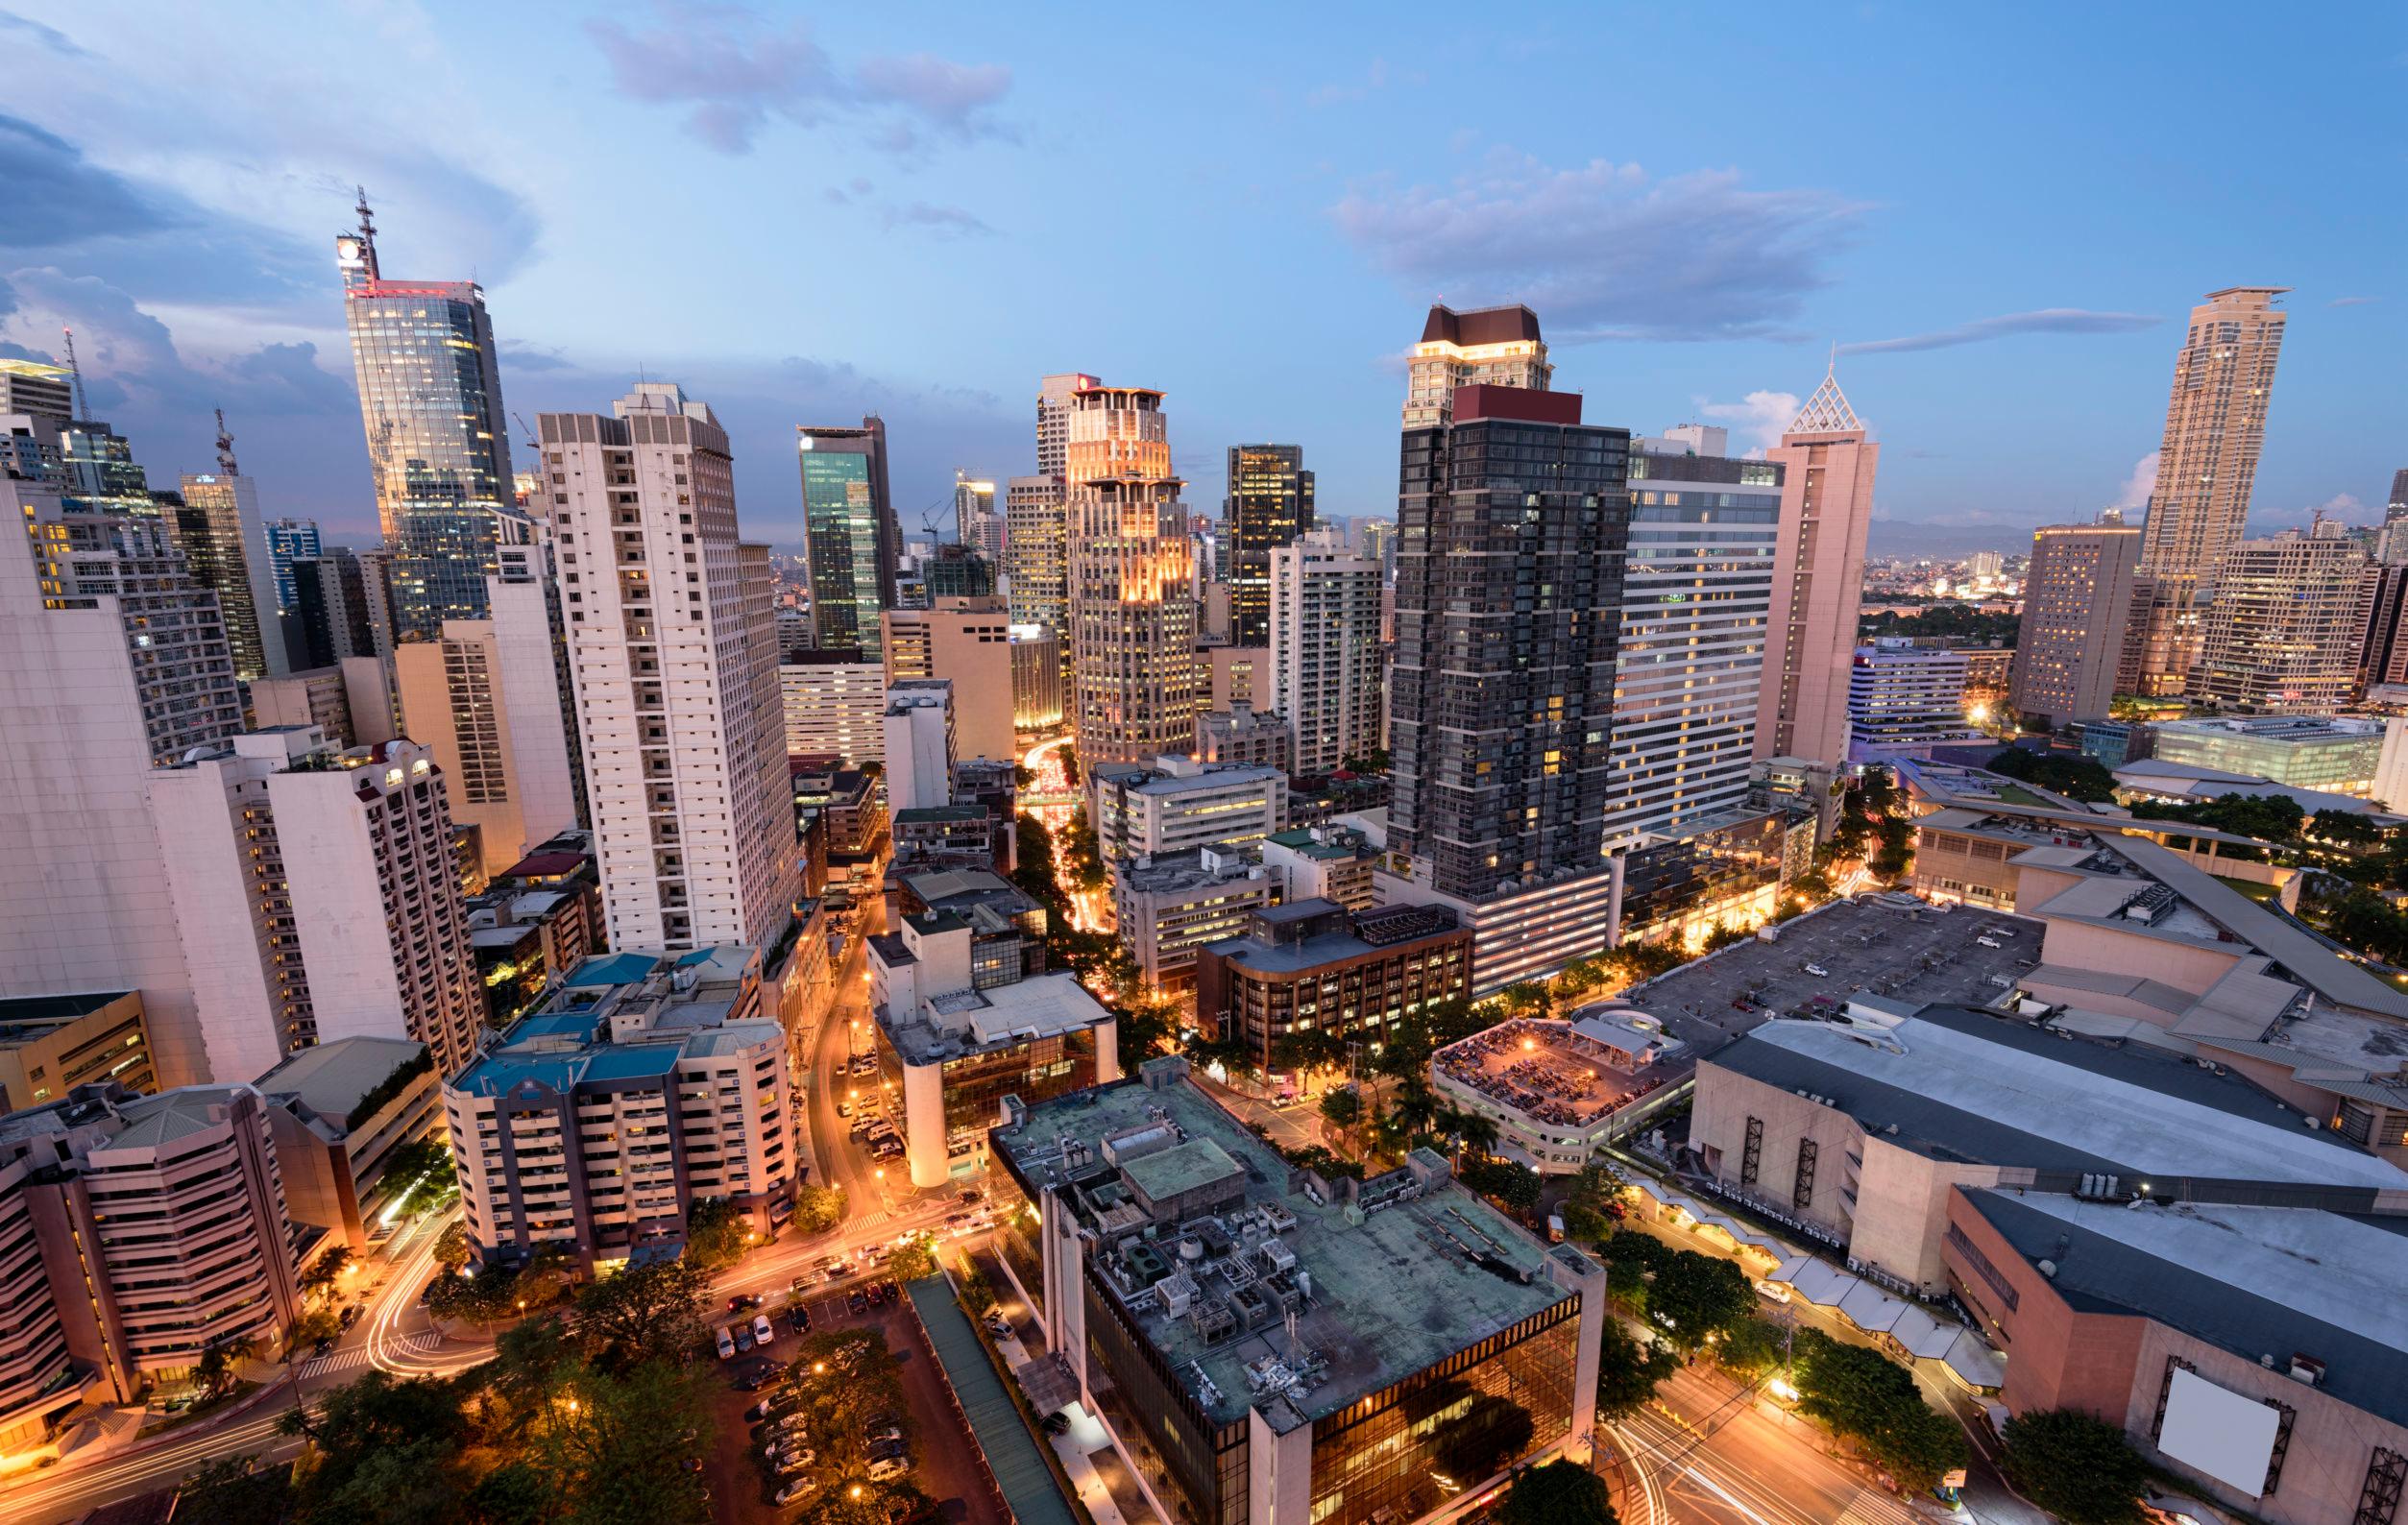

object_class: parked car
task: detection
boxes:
[836,1101,853,1118]
[983,1315,1013,1339]
[715,1325,737,1360]
[1802,962,1830,978]
[745,1396,786,1421]
[864,1424,904,1446]
[753,1313,776,1347]
[728,1294,763,1313]
[775,1478,819,1506]
[847,1289,869,1314]
[789,1305,812,1334]
[1977,934,2004,949]
[1754,1279,1793,1304]
[866,1456,910,1483]
[1040,1412,1072,1437]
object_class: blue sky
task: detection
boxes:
[1,1,2398,557]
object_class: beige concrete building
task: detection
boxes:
[2188,527,2366,713]
[1008,623,1064,731]
[1199,641,1270,711]
[0,991,154,1115]
[1196,701,1293,771]
[1114,845,1277,989]
[1067,385,1198,764]
[882,596,1014,762]
[780,650,888,766]
[1403,303,1551,427]
[248,657,395,748]
[1089,755,1288,864]
[1269,535,1383,775]
[1754,367,1879,769]
[2137,287,2291,693]
[445,947,796,1271]
[2009,523,2148,727]
[255,1035,441,1255]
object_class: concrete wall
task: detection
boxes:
[1942,1192,2147,1419]
[2037,917,2244,1006]
[1850,1140,2003,1293]
[1690,1060,1866,1247]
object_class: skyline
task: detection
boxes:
[0,2,2396,558]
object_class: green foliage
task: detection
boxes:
[2000,1408,2150,1525]
[888,1234,939,1282]
[299,1246,354,1296]
[2128,789,2305,854]
[1274,1142,1365,1181]
[426,1260,528,1325]
[288,1307,342,1350]
[176,1453,295,1524]
[1600,1230,1754,1354]
[1594,1316,1678,1419]
[1059,817,1107,892]
[532,1357,716,1525]
[195,1334,258,1400]
[1982,746,2118,803]
[1871,815,1915,880]
[1498,1458,1620,1525]
[1700,920,1749,953]
[1788,1329,1967,1491]
[572,1260,711,1372]
[1458,1157,1544,1213]
[792,1182,848,1236]
[1712,1316,1789,1379]
[345,1049,436,1129]
[959,1263,999,1317]
[432,1220,472,1271]
[2307,808,2385,847]
[1561,1162,1627,1242]
[1497,981,1554,1019]
[682,1195,750,1272]
[381,1134,458,1216]
[1318,1087,1363,1126]
[1860,603,2018,645]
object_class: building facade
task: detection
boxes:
[798,419,897,660]
[546,384,799,955]
[1067,386,1199,763]
[2188,528,2367,714]
[335,199,517,639]
[1009,624,1065,731]
[1003,475,1067,636]
[2147,716,2386,792]
[1196,701,1294,771]
[882,597,1015,762]
[779,649,888,766]
[2136,288,2292,693]
[883,680,957,813]
[172,453,285,680]
[1753,368,1880,769]
[1269,534,1382,775]
[954,474,1003,563]
[1089,756,1289,864]
[1115,846,1277,989]
[1224,444,1315,648]
[1402,303,1552,428]
[1194,900,1472,1070]
[1847,641,1982,758]
[0,992,154,1115]
[2009,524,2149,727]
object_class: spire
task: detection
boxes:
[61,325,88,421]
[214,406,239,476]
[1788,352,1861,435]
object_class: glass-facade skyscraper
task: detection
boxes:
[335,197,515,641]
[1223,444,1314,648]
[263,518,322,622]
[797,417,896,660]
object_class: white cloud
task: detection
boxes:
[1837,307,2159,355]
[2113,450,2159,512]
[1698,391,1800,454]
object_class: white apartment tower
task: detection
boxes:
[1270,533,1384,775]
[149,729,485,1080]
[544,385,799,955]
[883,680,957,813]
[394,549,585,877]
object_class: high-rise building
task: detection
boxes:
[2389,469,2408,525]
[0,470,209,1087]
[1035,372,1102,479]
[546,384,799,955]
[2135,287,2292,693]
[1846,641,1983,758]
[2353,562,2408,696]
[393,560,584,877]
[1067,385,1198,763]
[286,549,386,669]
[883,681,956,813]
[1269,532,1381,775]
[1009,624,1064,731]
[1223,445,1315,647]
[1752,365,1881,768]
[882,596,1015,762]
[149,728,486,1079]
[954,473,1003,562]
[168,414,285,679]
[1389,382,1627,900]
[2010,524,2150,727]
[249,658,397,749]
[780,649,888,767]
[334,194,517,640]
[1609,433,1784,846]
[798,418,897,660]
[263,518,321,617]
[1003,474,1067,634]
[2188,527,2365,714]
[1402,303,1552,427]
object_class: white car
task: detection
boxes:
[715,1325,736,1360]
[753,1313,776,1346]
[866,1456,911,1483]
[1803,962,1830,978]
[1976,935,2003,949]
[775,1478,820,1506]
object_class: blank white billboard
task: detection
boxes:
[2158,1368,2280,1497]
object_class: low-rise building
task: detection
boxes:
[891,804,1000,874]
[1193,899,1472,1071]
[1258,824,1377,911]
[2146,715,2388,795]
[1690,1002,2408,1295]
[1846,640,1982,760]
[255,1036,442,1256]
[893,868,1049,984]
[1610,807,1809,949]
[867,910,1115,1188]
[992,1056,1612,1525]
[0,991,153,1114]
[1432,1006,1685,1174]
[1114,845,1276,989]
[1195,701,1294,771]
[444,947,795,1271]
[1089,755,1287,865]
[779,649,888,767]
[466,846,604,1027]
[1372,863,1618,999]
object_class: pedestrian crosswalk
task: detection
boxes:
[299,1334,438,1378]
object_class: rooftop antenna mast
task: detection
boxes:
[213,407,239,476]
[61,326,89,420]
[351,186,380,282]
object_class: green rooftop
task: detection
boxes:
[1119,1136,1243,1205]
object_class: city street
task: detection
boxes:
[1612,1364,1926,1525]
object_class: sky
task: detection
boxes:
[0,1,2399,559]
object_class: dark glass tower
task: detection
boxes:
[797,417,898,660]
[1223,444,1314,646]
[1388,386,1630,900]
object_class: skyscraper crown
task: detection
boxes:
[1788,361,1862,435]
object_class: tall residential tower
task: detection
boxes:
[1223,445,1315,647]
[1752,366,1880,769]
[1066,385,1198,763]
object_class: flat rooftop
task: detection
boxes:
[1963,1190,2408,1429]
[880,970,1110,1064]
[1435,1010,1685,1130]
[1710,1005,2408,1192]
[254,1036,429,1126]
[992,1073,1572,1432]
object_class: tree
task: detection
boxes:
[287,1306,341,1351]
[432,1220,472,1271]
[1788,1330,1966,1491]
[299,1245,355,1297]
[1447,1108,1501,1165]
[533,1357,715,1525]
[888,1235,938,1282]
[792,1183,848,1236]
[1594,1317,1678,1419]
[1497,981,1554,1019]
[1712,1316,1789,1379]
[426,1259,526,1324]
[573,1260,711,1371]
[1700,920,1749,953]
[959,1263,999,1317]
[1498,1458,1619,1525]
[1562,1163,1627,1242]
[176,1454,293,1525]
[1870,816,1914,881]
[1318,1087,1362,1127]
[682,1195,750,1271]
[1982,746,2118,803]
[2000,1409,2150,1525]
[1459,1157,1544,1214]
[194,1334,259,1401]
[381,1133,458,1214]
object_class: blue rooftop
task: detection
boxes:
[569,952,664,988]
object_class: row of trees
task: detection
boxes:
[1010,814,1177,1057]
[182,1255,732,1523]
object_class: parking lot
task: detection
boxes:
[1619,896,2046,1065]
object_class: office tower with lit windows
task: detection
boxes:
[955,473,1003,562]
[2009,524,2149,728]
[149,729,485,1080]
[546,384,799,954]
[334,195,517,640]
[1004,475,1067,635]
[1388,383,1628,901]
[286,549,384,670]
[2135,287,2291,693]
[1401,303,1552,427]
[1269,532,1381,775]
[1037,372,1102,479]
[1066,385,1199,764]
[1223,445,1315,647]
[263,515,320,631]
[168,417,285,680]
[1752,366,1880,769]
[2188,526,2366,714]
[780,649,889,767]
[798,418,898,660]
